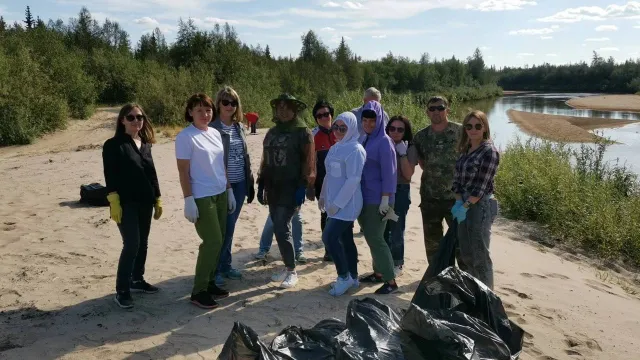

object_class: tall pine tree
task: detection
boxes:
[24,6,34,29]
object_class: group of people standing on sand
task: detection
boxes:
[102,86,500,310]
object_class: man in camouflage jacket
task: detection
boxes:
[408,96,462,264]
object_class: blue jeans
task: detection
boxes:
[217,181,246,274]
[384,184,410,266]
[259,209,303,255]
[322,218,358,279]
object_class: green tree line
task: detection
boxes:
[0,6,502,145]
[498,52,640,94]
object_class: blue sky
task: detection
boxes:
[2,1,640,68]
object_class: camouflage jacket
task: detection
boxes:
[409,122,462,201]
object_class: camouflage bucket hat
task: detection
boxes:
[270,93,307,113]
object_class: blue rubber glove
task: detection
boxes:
[454,205,468,224]
[295,186,306,206]
[451,199,463,219]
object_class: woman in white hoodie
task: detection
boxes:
[319,112,367,296]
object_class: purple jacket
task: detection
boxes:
[359,101,397,205]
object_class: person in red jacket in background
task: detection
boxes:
[311,100,337,262]
[244,112,259,134]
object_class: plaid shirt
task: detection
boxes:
[451,140,500,199]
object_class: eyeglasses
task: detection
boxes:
[125,114,146,122]
[315,112,331,120]
[388,126,405,134]
[428,105,446,112]
[331,124,348,133]
[464,123,483,131]
[220,99,238,107]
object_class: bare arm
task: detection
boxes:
[399,156,414,180]
[177,159,193,198]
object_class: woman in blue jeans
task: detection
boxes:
[209,86,255,285]
[319,111,367,296]
[383,116,415,276]
[254,210,305,262]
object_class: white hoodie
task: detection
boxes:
[320,112,367,221]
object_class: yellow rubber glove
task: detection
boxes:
[106,192,122,224]
[154,197,163,220]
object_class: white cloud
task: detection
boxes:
[585,37,610,42]
[538,1,640,23]
[328,34,353,43]
[595,25,618,31]
[322,1,365,9]
[540,36,553,39]
[509,25,559,35]
[372,34,387,38]
[466,0,537,12]
[635,23,640,28]
[480,46,491,50]
[517,52,534,56]
[321,27,336,31]
[546,53,557,57]
[338,21,379,29]
[599,47,620,51]
[134,17,160,27]
[202,17,286,29]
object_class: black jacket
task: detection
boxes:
[102,133,161,205]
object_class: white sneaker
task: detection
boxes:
[271,269,288,282]
[329,275,355,296]
[280,271,298,288]
[394,265,403,277]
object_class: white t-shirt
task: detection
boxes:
[175,124,227,199]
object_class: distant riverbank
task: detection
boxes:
[566,94,640,112]
[506,109,640,143]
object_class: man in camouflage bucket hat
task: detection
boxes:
[408,96,463,265]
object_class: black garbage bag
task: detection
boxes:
[270,319,346,360]
[425,220,458,279]
[410,266,524,359]
[218,322,279,360]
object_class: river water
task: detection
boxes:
[457,93,640,173]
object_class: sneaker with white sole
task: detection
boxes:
[255,249,269,260]
[394,265,403,277]
[329,275,355,296]
[280,271,298,289]
[271,269,288,282]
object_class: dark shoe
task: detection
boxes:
[375,282,399,294]
[131,280,159,294]
[114,291,133,309]
[359,273,383,283]
[295,252,308,264]
[323,252,333,262]
[190,291,219,309]
[207,284,230,299]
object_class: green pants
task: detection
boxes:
[193,193,228,295]
[358,205,395,282]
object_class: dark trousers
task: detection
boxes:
[384,184,411,266]
[250,123,257,134]
[269,205,297,269]
[322,218,358,279]
[116,202,153,293]
[217,181,246,274]
[419,198,456,265]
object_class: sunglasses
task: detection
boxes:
[464,123,483,131]
[125,114,146,122]
[331,124,348,133]
[315,112,331,120]
[428,105,446,112]
[220,99,238,107]
[388,126,405,134]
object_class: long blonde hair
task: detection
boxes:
[457,110,491,153]
[215,86,244,123]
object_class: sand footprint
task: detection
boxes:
[501,287,532,300]
[520,272,547,279]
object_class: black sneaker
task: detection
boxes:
[359,273,383,283]
[131,280,159,294]
[207,284,230,299]
[375,282,399,295]
[114,291,133,309]
[323,252,333,262]
[190,291,219,309]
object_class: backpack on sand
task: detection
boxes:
[79,183,109,206]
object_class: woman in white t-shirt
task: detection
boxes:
[175,93,236,310]
[318,112,367,296]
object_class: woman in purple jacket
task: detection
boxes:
[357,100,399,294]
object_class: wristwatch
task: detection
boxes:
[463,200,473,208]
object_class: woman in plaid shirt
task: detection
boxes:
[450,110,500,290]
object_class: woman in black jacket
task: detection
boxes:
[102,103,163,309]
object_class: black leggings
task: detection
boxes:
[116,202,153,293]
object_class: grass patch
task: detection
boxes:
[495,137,640,266]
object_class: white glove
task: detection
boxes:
[227,188,236,214]
[184,196,199,223]
[327,203,340,217]
[395,141,408,156]
[318,197,325,212]
[379,195,390,216]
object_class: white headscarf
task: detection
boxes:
[332,111,359,151]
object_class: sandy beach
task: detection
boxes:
[506,109,640,143]
[566,94,640,112]
[1,108,639,359]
